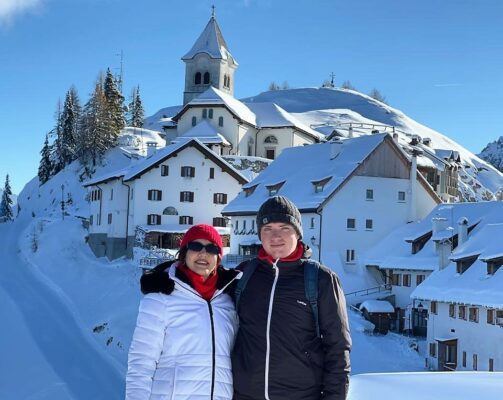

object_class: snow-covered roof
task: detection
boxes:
[181,15,237,66]
[223,134,392,214]
[246,102,324,140]
[176,87,256,126]
[450,223,503,262]
[365,201,503,274]
[359,300,394,313]
[138,224,230,235]
[174,119,231,146]
[82,168,129,187]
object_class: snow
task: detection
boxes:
[359,300,395,313]
[175,119,231,145]
[348,372,503,400]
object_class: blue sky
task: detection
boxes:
[1,0,503,194]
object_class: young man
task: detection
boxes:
[232,196,351,400]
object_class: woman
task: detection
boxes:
[126,224,240,400]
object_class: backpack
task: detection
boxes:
[234,258,321,338]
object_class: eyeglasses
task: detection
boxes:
[187,241,220,255]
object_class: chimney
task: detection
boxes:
[432,217,449,236]
[348,125,354,138]
[410,134,420,146]
[146,141,157,158]
[438,239,451,270]
[408,150,419,222]
[392,132,399,142]
[423,137,431,147]
[458,217,468,246]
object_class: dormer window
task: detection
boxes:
[312,177,332,193]
[487,258,503,275]
[244,185,257,197]
[266,181,285,196]
[456,255,478,274]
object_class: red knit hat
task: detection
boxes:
[179,224,223,256]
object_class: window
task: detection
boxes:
[473,354,478,371]
[458,305,467,320]
[487,259,503,275]
[487,309,495,324]
[148,189,162,201]
[429,343,436,357]
[195,72,201,85]
[161,165,169,176]
[416,274,425,285]
[90,215,93,226]
[403,274,411,287]
[489,358,494,372]
[457,256,477,274]
[218,116,224,127]
[244,185,257,197]
[346,249,355,263]
[179,216,193,225]
[266,149,275,160]
[392,273,401,286]
[209,168,215,179]
[266,181,285,196]
[312,177,332,193]
[213,217,227,227]
[310,217,315,229]
[208,109,213,119]
[398,191,406,202]
[366,189,374,200]
[191,116,197,126]
[97,214,101,225]
[469,307,479,323]
[147,214,161,225]
[163,206,178,215]
[430,301,437,315]
[365,219,373,230]
[91,189,101,202]
[463,352,467,368]
[107,213,112,224]
[130,188,134,199]
[110,189,113,200]
[180,191,194,202]
[264,135,278,144]
[346,218,356,230]
[213,193,228,204]
[449,304,456,318]
[203,72,210,84]
[181,166,195,177]
[202,109,207,119]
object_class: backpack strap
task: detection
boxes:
[234,258,260,310]
[304,260,321,338]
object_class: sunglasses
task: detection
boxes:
[187,241,220,255]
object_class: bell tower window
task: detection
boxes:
[204,72,210,84]
[195,72,201,85]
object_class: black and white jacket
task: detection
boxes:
[231,255,351,400]
[126,262,240,400]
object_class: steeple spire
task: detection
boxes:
[211,5,215,18]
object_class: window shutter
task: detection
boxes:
[158,190,162,201]
[180,192,183,202]
[223,194,227,203]
[190,192,194,202]
[148,190,152,200]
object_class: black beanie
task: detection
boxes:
[256,196,303,239]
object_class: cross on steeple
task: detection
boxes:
[330,72,335,88]
[211,5,216,18]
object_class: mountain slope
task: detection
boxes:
[479,136,503,173]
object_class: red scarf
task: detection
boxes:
[179,263,218,301]
[257,242,304,265]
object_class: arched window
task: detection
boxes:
[218,116,224,127]
[191,116,197,126]
[223,75,229,88]
[195,72,201,85]
[163,206,179,215]
[202,109,207,119]
[203,72,210,84]
[208,109,213,119]
[264,135,278,144]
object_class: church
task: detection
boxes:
[161,11,324,160]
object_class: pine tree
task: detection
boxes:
[60,86,81,165]
[38,133,53,185]
[50,100,64,175]
[103,68,126,138]
[128,85,145,128]
[0,174,14,221]
[78,79,112,167]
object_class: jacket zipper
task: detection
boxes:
[265,259,280,400]
[207,301,216,400]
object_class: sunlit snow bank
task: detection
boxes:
[348,372,503,400]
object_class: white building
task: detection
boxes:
[161,13,324,160]
[84,138,248,260]
[222,133,441,292]
[365,201,503,335]
[410,202,503,372]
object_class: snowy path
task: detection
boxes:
[0,219,124,400]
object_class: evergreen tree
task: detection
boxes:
[50,100,64,175]
[60,86,81,165]
[103,68,126,138]
[128,85,145,128]
[78,80,112,167]
[38,133,53,185]
[0,174,14,221]
[341,80,356,90]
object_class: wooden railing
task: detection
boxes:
[345,284,392,298]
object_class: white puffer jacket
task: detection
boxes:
[126,264,239,400]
